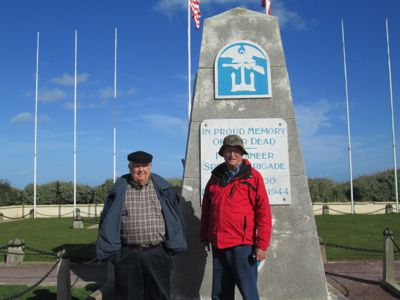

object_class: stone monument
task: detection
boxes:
[173,8,329,299]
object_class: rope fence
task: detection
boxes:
[389,235,400,253]
[323,242,383,254]
[1,257,61,300]
[36,211,74,217]
[314,204,394,215]
[0,211,101,219]
[0,212,31,220]
[0,242,99,300]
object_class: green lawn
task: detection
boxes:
[0,215,399,262]
[0,218,99,262]
[0,285,94,300]
[315,214,400,260]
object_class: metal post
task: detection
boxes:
[341,20,355,214]
[73,30,78,219]
[33,32,40,219]
[386,19,399,213]
[57,250,71,300]
[113,28,118,183]
[322,205,330,215]
[383,228,395,283]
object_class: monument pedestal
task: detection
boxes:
[173,8,328,299]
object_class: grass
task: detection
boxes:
[0,215,399,262]
[0,218,99,262]
[315,214,400,260]
[0,284,94,299]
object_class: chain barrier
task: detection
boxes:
[358,207,387,215]
[36,211,74,217]
[326,208,351,215]
[0,246,57,257]
[323,242,383,254]
[84,217,100,224]
[389,235,400,254]
[78,210,100,215]
[1,256,61,300]
[0,241,98,264]
[24,245,58,257]
[1,212,31,220]
[314,206,393,215]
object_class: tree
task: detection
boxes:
[308,178,337,203]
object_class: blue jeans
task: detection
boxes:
[211,245,259,300]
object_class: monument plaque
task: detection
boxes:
[200,118,291,205]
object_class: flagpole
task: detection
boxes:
[386,18,399,213]
[113,27,118,183]
[73,30,78,218]
[341,20,355,214]
[33,32,39,219]
[187,0,192,120]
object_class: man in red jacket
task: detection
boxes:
[200,134,272,300]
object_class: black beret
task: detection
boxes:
[127,151,153,164]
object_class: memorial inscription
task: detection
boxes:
[200,118,291,205]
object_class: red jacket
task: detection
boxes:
[200,159,272,250]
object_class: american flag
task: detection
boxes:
[262,0,272,16]
[190,0,201,29]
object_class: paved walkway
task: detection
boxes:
[325,260,400,300]
[0,260,399,299]
[0,261,107,287]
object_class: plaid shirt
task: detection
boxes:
[120,178,166,246]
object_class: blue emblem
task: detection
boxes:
[215,40,271,99]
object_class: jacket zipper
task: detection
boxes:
[228,185,236,198]
[243,216,247,241]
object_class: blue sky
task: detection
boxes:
[1,0,400,188]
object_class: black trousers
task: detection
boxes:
[114,245,172,300]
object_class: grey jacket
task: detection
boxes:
[96,173,187,261]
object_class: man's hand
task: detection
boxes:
[255,247,266,262]
[202,241,211,252]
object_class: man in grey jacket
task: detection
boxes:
[96,151,187,300]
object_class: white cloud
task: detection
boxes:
[63,100,109,110]
[10,112,49,124]
[154,0,310,30]
[294,99,348,178]
[99,86,138,99]
[10,112,34,123]
[142,114,187,136]
[50,73,90,86]
[295,99,331,137]
[99,87,114,99]
[154,0,257,16]
[272,1,310,30]
[39,88,66,102]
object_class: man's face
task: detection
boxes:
[130,162,151,186]
[222,146,244,170]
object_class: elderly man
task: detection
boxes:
[96,151,187,300]
[200,135,272,300]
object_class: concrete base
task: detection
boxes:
[73,220,84,229]
[6,246,24,266]
[6,239,24,266]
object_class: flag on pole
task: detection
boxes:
[262,0,272,16]
[190,0,201,29]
